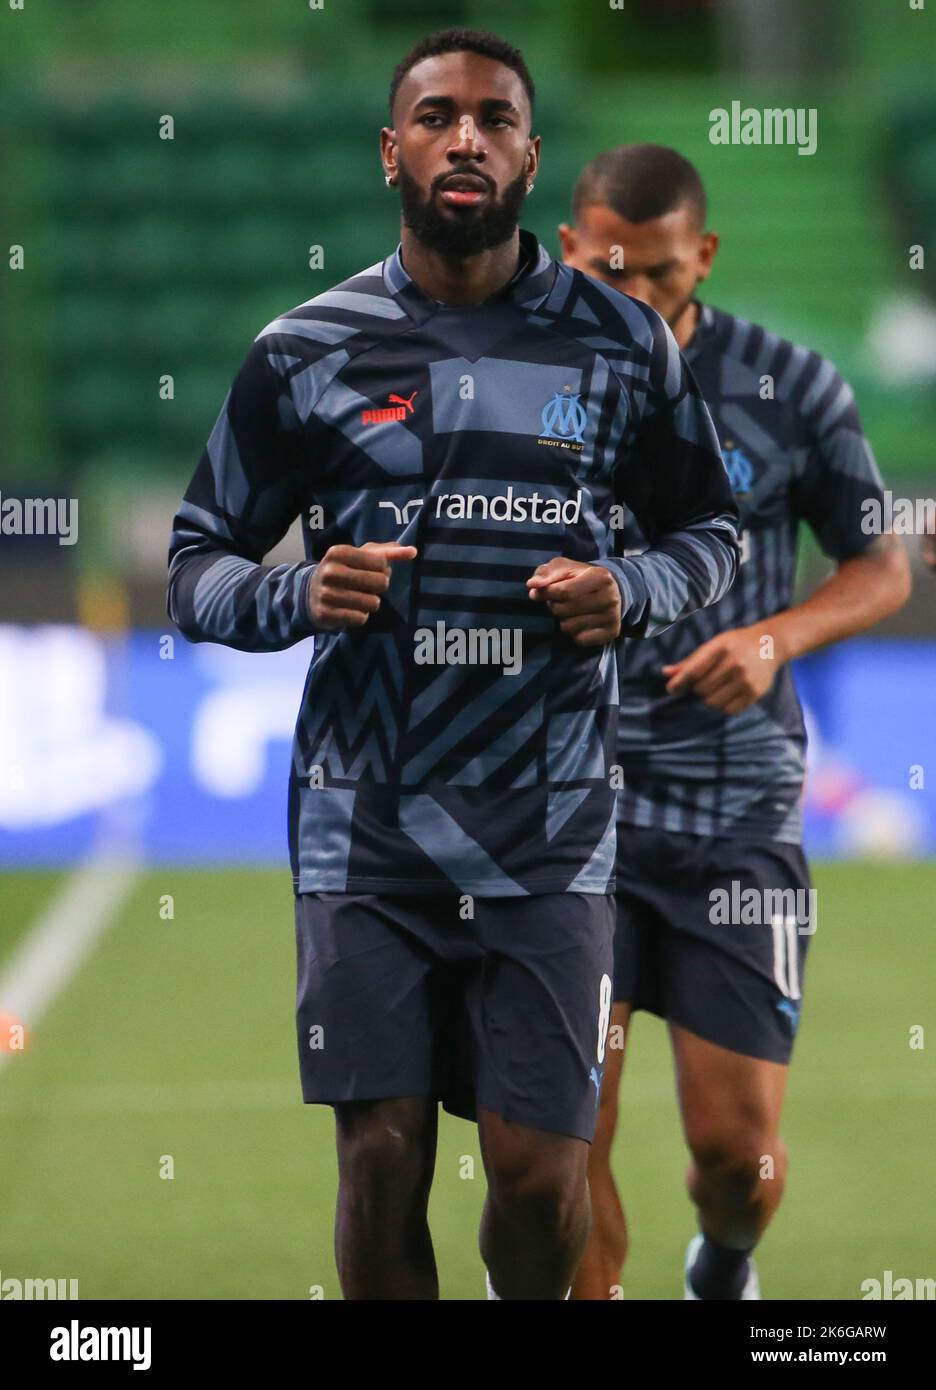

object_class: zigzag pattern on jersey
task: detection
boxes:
[295,634,405,783]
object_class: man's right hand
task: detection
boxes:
[306,542,417,630]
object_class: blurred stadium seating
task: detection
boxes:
[2,4,934,634]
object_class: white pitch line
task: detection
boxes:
[0,851,140,1072]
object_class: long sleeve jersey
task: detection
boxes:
[168,229,739,895]
[614,301,889,844]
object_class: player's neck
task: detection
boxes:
[672,298,701,352]
[399,228,523,306]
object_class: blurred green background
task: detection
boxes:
[2,0,935,623]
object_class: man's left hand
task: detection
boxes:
[527,558,622,646]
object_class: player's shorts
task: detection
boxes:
[613,826,813,1064]
[294,891,615,1143]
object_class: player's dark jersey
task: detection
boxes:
[167,231,739,896]
[614,302,887,844]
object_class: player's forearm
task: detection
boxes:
[759,537,911,664]
[168,547,318,652]
[597,515,740,638]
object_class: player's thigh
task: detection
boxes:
[469,893,615,1145]
[603,1001,632,1097]
[607,880,661,1119]
[613,836,674,1034]
[669,1022,789,1165]
[593,1002,631,1152]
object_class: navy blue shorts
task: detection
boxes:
[294,892,615,1142]
[613,827,813,1064]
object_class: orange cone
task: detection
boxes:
[0,1013,27,1053]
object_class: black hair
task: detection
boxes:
[389,27,535,128]
[572,143,707,229]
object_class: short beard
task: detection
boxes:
[397,161,528,258]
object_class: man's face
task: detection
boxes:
[558,202,717,329]
[382,50,539,257]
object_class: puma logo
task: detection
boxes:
[361,390,419,426]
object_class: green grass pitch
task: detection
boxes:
[0,862,933,1300]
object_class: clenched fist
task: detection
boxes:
[527,557,622,646]
[307,542,417,631]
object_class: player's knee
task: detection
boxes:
[688,1125,784,1197]
[488,1155,586,1241]
[500,1175,583,1246]
[335,1104,434,1197]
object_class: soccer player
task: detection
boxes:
[167,44,739,1300]
[558,145,912,1300]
